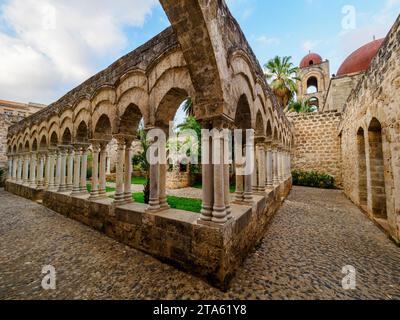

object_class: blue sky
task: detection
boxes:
[0,0,399,104]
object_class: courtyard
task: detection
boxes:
[1,186,399,300]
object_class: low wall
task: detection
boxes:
[5,179,292,289]
[5,182,44,201]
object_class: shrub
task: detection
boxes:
[292,170,336,189]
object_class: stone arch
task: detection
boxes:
[160,0,224,117]
[117,103,143,136]
[155,87,190,131]
[50,131,58,147]
[368,118,387,219]
[61,127,72,144]
[255,111,265,137]
[150,68,195,124]
[92,102,116,135]
[117,88,149,127]
[39,135,47,151]
[235,94,252,130]
[306,76,318,94]
[266,120,273,139]
[75,121,89,143]
[357,127,367,209]
[93,114,112,139]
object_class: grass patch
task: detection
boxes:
[132,192,201,214]
[86,184,115,193]
[131,176,147,185]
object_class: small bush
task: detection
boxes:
[292,170,336,189]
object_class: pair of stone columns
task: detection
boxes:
[89,141,108,200]
[113,136,135,206]
[70,144,89,195]
[200,123,232,224]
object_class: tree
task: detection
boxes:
[182,98,194,117]
[286,99,317,113]
[264,56,300,109]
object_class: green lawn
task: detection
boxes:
[133,193,201,214]
[131,176,147,185]
[86,184,115,193]
[87,183,201,214]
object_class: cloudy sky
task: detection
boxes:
[0,0,399,105]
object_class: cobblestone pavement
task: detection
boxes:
[0,187,399,300]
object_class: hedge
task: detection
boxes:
[292,170,336,189]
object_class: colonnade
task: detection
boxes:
[6,133,292,225]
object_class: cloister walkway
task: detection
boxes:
[0,187,399,300]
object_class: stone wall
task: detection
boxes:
[166,167,190,189]
[323,73,363,112]
[339,16,400,243]
[289,111,342,187]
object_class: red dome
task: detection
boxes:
[337,38,384,76]
[300,53,323,68]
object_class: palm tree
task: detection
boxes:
[182,98,194,117]
[264,56,300,109]
[286,99,317,113]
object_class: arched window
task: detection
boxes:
[306,76,318,94]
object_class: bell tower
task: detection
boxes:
[297,53,330,110]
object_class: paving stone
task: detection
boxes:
[0,187,399,300]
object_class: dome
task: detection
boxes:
[300,53,323,68]
[337,38,384,76]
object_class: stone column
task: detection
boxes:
[23,153,30,185]
[66,148,74,191]
[272,144,279,186]
[89,142,100,200]
[58,147,67,192]
[72,146,82,195]
[12,156,18,181]
[55,149,62,190]
[252,147,258,192]
[200,130,213,222]
[80,146,89,193]
[235,163,244,203]
[147,135,160,212]
[278,146,284,182]
[223,129,232,219]
[114,137,126,205]
[37,153,44,188]
[98,142,108,198]
[158,136,169,210]
[44,152,50,188]
[257,140,266,192]
[124,138,133,204]
[7,156,12,181]
[17,156,23,184]
[48,151,56,191]
[266,142,273,188]
[211,128,227,224]
[29,152,37,188]
[244,141,254,204]
[106,155,111,175]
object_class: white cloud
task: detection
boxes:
[302,40,318,52]
[0,0,158,104]
[256,35,280,46]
